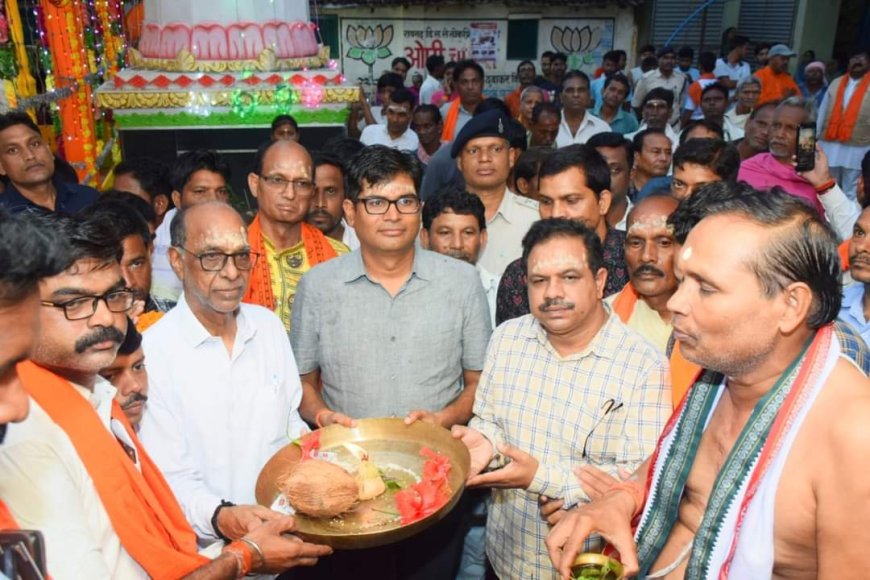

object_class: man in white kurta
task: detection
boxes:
[139,202,308,543]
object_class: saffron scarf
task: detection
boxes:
[824,73,870,142]
[615,285,693,409]
[0,500,18,530]
[610,283,638,324]
[19,361,207,580]
[441,99,462,142]
[635,325,832,579]
[244,215,338,311]
[669,342,702,409]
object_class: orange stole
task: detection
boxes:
[18,361,206,580]
[611,283,639,323]
[0,499,18,530]
[824,73,870,142]
[613,285,693,408]
[669,342,702,409]
[441,99,462,142]
[244,215,338,311]
[840,239,850,271]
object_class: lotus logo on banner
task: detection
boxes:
[550,25,604,66]
[345,25,395,66]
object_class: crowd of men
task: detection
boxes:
[0,33,868,580]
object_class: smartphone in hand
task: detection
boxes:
[795,123,816,172]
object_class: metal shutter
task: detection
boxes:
[650,0,725,57]
[738,0,798,48]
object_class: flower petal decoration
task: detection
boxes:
[550,26,565,54]
[589,26,602,52]
[381,25,394,47]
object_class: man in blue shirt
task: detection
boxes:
[840,203,870,344]
[0,112,98,214]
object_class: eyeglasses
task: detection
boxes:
[178,248,260,272]
[259,175,315,196]
[41,289,135,321]
[357,195,421,215]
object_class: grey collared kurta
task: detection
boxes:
[290,249,492,418]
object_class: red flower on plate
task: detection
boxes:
[297,430,321,461]
[394,447,452,525]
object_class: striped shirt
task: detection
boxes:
[469,311,671,579]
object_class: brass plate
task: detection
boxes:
[255,418,471,549]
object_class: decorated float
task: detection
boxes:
[96,1,358,129]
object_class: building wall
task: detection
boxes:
[715,0,841,67]
[319,3,637,98]
[792,0,841,63]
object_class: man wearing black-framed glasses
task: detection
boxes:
[290,145,492,579]
[244,139,348,331]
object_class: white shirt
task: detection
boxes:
[477,189,539,278]
[714,58,751,98]
[139,296,307,541]
[477,265,499,329]
[419,75,441,105]
[0,379,148,579]
[725,107,751,129]
[613,197,634,232]
[150,207,182,305]
[360,123,420,151]
[627,123,679,151]
[341,218,360,251]
[722,116,745,142]
[555,113,610,148]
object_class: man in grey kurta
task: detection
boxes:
[290,145,492,427]
[288,144,491,580]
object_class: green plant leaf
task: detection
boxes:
[377,47,392,59]
[347,46,363,60]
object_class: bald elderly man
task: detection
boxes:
[243,139,348,331]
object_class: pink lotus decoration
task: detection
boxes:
[139,21,319,61]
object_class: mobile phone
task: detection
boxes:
[0,530,47,579]
[795,123,816,172]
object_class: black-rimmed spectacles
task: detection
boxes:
[178,248,259,272]
[40,289,134,321]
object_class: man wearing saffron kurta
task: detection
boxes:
[606,195,679,356]
[547,188,870,580]
[244,140,348,332]
[818,50,870,201]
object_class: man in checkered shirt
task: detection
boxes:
[454,218,671,579]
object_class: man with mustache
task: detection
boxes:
[0,112,99,214]
[496,145,629,325]
[738,97,861,241]
[453,218,670,579]
[818,50,870,201]
[839,202,870,343]
[98,321,149,429]
[606,195,680,353]
[734,101,776,161]
[547,187,870,580]
[243,139,347,331]
[421,187,497,327]
[139,201,317,548]
[305,151,360,250]
[0,207,332,578]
